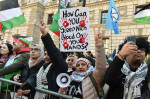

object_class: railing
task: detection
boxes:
[0,78,80,99]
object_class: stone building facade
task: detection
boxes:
[0,0,150,54]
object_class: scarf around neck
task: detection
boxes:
[28,44,44,68]
[71,66,94,82]
[121,61,148,99]
[34,63,52,99]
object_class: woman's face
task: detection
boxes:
[30,46,40,59]
[0,44,9,55]
[44,51,51,63]
[67,57,74,68]
[76,61,88,73]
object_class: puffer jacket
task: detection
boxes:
[82,44,106,99]
[61,44,106,99]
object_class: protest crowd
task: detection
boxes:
[0,19,150,99]
[1,0,150,99]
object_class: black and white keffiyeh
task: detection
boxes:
[121,61,148,99]
[34,63,52,99]
[71,66,94,82]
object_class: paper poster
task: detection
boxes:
[59,7,91,52]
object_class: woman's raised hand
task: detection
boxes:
[39,20,47,36]
[94,27,102,45]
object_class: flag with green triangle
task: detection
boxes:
[0,0,26,32]
[49,0,70,36]
[134,3,150,23]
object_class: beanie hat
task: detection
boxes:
[17,37,33,47]
[75,58,90,67]
[6,44,13,56]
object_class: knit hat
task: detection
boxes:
[17,37,33,47]
[6,44,13,56]
[75,58,90,67]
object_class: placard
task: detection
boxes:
[59,7,90,52]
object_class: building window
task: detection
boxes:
[101,11,108,24]
[135,5,144,12]
[79,0,83,2]
[103,38,109,53]
[47,14,54,24]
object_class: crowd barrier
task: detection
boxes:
[0,78,80,99]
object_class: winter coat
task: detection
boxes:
[20,60,44,98]
[27,33,68,99]
[0,48,30,90]
[20,60,44,83]
[104,56,149,99]
[82,44,106,99]
[62,44,106,99]
[0,52,30,77]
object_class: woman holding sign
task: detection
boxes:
[59,27,106,99]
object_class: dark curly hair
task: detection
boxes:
[118,37,149,56]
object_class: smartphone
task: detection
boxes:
[127,37,136,45]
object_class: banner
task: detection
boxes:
[59,7,91,52]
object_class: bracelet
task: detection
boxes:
[117,53,126,60]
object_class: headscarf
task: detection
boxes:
[75,58,90,67]
[71,58,92,82]
[28,44,44,68]
[66,54,77,63]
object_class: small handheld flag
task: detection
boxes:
[105,0,121,35]
[134,4,150,23]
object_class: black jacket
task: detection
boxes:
[21,60,44,83]
[104,56,149,99]
[42,33,68,99]
[19,60,44,98]
[27,33,68,99]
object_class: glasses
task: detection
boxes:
[30,48,40,51]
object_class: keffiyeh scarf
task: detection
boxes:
[71,66,94,82]
[34,63,52,99]
[121,61,148,99]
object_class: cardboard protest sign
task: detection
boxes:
[59,7,91,52]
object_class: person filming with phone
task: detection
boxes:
[104,37,150,99]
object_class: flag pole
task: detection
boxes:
[58,0,61,13]
[83,0,86,7]
[111,30,112,54]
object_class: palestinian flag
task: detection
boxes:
[49,13,60,36]
[0,0,26,31]
[134,4,150,23]
[49,0,70,37]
